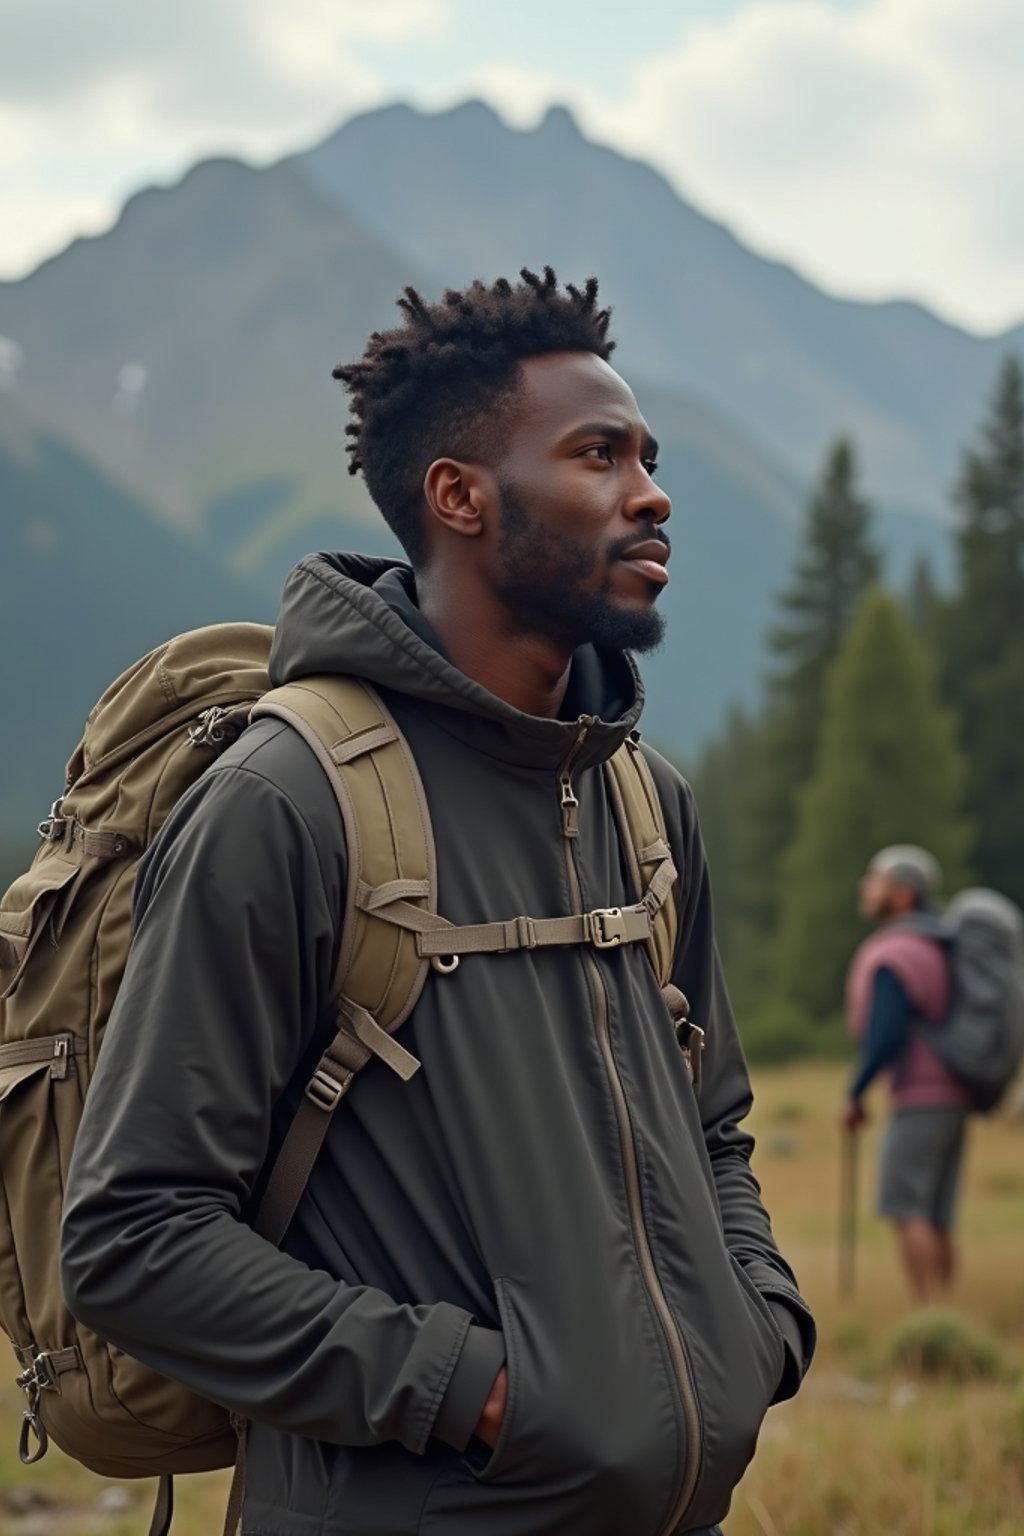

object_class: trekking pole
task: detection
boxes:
[838,1124,859,1299]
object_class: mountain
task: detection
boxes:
[3,99,1015,539]
[298,100,1023,515]
[0,124,830,751]
[0,155,418,531]
[0,95,978,801]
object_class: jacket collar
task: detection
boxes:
[270,554,646,772]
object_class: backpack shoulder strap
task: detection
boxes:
[604,734,678,988]
[255,675,435,1035]
[249,675,436,1242]
[604,736,705,1084]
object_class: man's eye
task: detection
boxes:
[644,460,659,477]
[582,444,613,462]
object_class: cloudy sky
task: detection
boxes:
[3,0,1021,334]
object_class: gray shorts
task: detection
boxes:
[878,1106,969,1230]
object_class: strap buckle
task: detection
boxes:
[31,1353,60,1392]
[588,907,626,949]
[188,707,228,747]
[16,1350,61,1397]
[37,801,68,842]
[680,1023,706,1089]
[513,915,537,951]
[305,1067,350,1113]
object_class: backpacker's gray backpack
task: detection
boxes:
[927,889,1024,1112]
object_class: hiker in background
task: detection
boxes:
[58,271,814,1536]
[842,845,972,1301]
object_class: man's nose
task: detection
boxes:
[625,475,671,526]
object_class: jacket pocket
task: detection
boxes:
[0,1055,55,1103]
[453,1276,679,1535]
[678,1257,785,1531]
[468,1277,520,1483]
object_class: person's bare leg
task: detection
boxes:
[894,1217,947,1300]
[936,1228,956,1289]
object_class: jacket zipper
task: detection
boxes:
[558,723,702,1534]
[558,718,593,837]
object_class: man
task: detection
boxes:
[842,844,971,1300]
[61,270,814,1536]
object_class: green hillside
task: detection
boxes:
[0,412,272,885]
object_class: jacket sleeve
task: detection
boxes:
[60,743,502,1454]
[849,967,912,1100]
[669,776,816,1403]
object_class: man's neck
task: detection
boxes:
[419,574,573,719]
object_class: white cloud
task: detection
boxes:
[454,0,1024,335]
[2,0,1022,334]
[0,0,449,277]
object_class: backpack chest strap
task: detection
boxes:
[354,846,676,961]
[418,903,654,957]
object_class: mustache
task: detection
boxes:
[608,526,671,561]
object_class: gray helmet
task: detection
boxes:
[866,844,942,900]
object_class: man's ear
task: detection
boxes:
[423,458,493,540]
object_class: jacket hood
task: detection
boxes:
[269,553,645,771]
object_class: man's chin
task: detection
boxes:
[585,602,665,655]
[499,579,666,655]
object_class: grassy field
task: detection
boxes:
[725,1062,1024,1536]
[1,1061,1021,1534]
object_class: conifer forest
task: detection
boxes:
[689,356,1024,1063]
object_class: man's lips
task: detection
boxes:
[617,540,670,586]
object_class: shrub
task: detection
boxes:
[770,1098,809,1125]
[739,1001,815,1064]
[887,1310,1004,1381]
[739,1001,850,1065]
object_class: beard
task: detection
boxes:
[494,482,666,654]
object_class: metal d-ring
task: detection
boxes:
[431,954,460,975]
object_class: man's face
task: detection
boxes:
[858,870,915,922]
[488,352,672,653]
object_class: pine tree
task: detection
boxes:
[775,587,972,1021]
[938,355,1024,904]
[766,440,881,713]
[905,551,941,640]
[730,439,880,1004]
[687,707,757,968]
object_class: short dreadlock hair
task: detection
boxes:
[332,266,615,566]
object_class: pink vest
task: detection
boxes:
[845,926,971,1110]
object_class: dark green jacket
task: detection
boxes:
[61,554,814,1536]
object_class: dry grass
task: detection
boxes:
[726,1061,1024,1536]
[1,1061,1021,1534]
